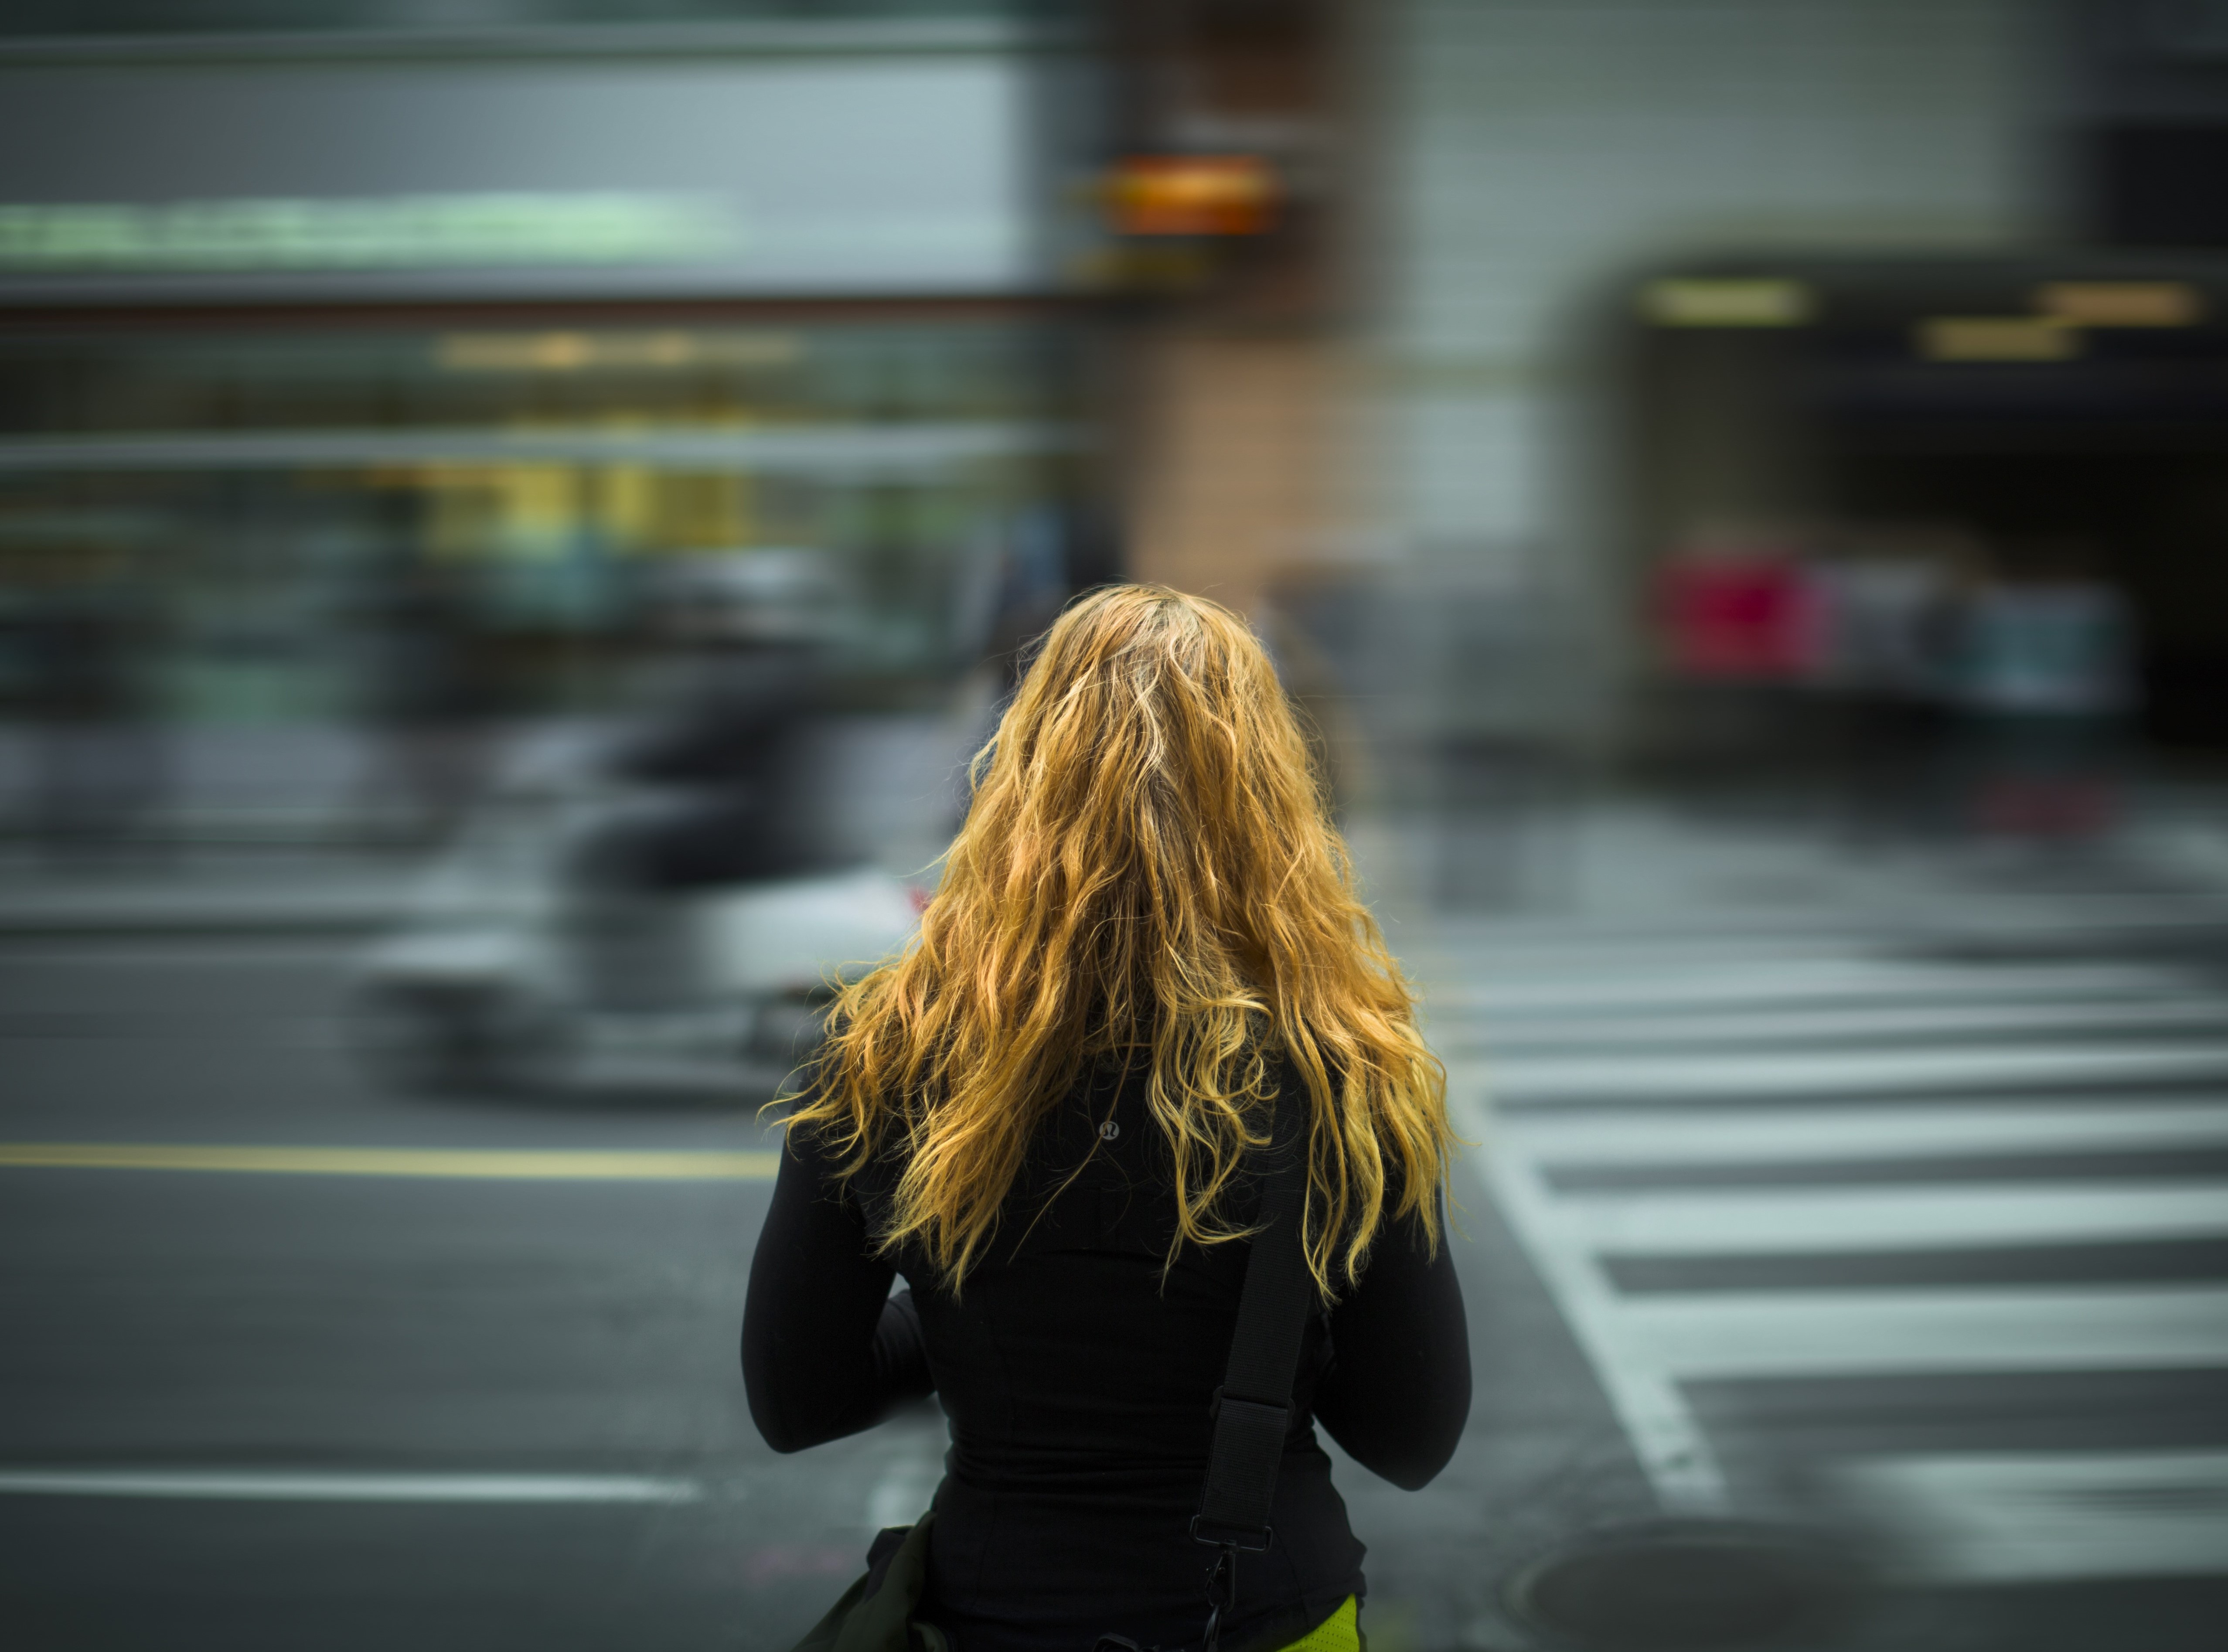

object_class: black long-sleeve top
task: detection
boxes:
[742,1059,1471,1652]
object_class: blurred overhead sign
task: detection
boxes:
[1106,157,1276,237]
[1917,317,2082,361]
[0,195,736,273]
[0,51,1037,301]
[2034,281,2203,326]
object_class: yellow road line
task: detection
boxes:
[0,1143,779,1181]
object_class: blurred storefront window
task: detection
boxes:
[0,317,1082,736]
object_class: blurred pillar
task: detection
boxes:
[1095,0,1359,616]
[1123,329,1348,613]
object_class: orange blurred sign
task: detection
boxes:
[1107,157,1275,237]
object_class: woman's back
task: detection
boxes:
[748,1056,1468,1652]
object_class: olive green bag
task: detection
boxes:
[790,1512,947,1652]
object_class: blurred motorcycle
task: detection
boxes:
[347,552,924,1100]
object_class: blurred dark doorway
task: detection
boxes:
[1622,255,2228,775]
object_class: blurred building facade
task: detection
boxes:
[1363,0,2228,791]
[6,0,2228,845]
[0,3,1110,845]
[1361,0,2055,766]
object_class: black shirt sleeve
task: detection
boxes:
[742,1124,936,1454]
[1311,1193,1471,1490]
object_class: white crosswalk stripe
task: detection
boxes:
[1623,1285,2228,1378]
[1485,1041,2228,1105]
[1538,1185,2228,1253]
[1835,1451,2228,1583]
[1431,912,2228,1585]
[1431,960,2180,1017]
[1465,995,2228,1053]
[1504,1103,2228,1163]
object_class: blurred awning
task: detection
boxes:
[0,27,1055,304]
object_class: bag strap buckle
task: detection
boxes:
[1189,1513,1274,1554]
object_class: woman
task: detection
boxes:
[743,586,1469,1652]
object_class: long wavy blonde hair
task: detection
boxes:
[787,584,1451,1294]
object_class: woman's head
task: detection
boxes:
[789,584,1451,1291]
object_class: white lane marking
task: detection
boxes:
[1472,998,2228,1053]
[1486,1042,2228,1104]
[0,1470,703,1502]
[1836,1450,2228,1582]
[1500,1103,2228,1163]
[1430,962,2180,1016]
[1453,1068,1728,1512]
[1625,1285,2228,1379]
[1550,1185,2228,1254]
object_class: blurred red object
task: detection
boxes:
[1658,558,1822,680]
[1107,156,1276,236]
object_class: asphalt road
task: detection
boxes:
[11,849,2228,1652]
[0,927,1639,1652]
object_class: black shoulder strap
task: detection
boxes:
[1192,1077,1314,1554]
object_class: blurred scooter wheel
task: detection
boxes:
[345,983,488,1097]
[346,982,576,1099]
[476,987,580,1098]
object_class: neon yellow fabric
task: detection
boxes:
[1272,1595,1360,1652]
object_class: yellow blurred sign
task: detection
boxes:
[1640,278,1814,327]
[0,194,736,272]
[437,331,801,373]
[1917,316,2081,362]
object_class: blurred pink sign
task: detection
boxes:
[1658,559,1821,680]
